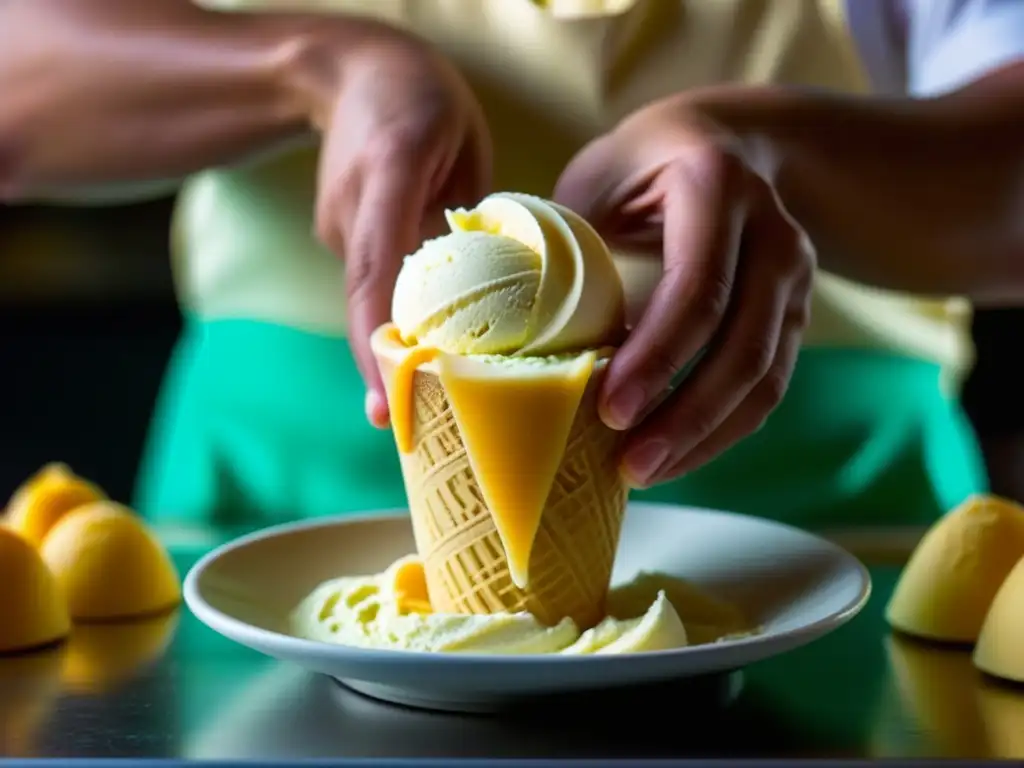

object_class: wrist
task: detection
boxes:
[270,22,348,132]
[272,18,428,132]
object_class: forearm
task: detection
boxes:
[690,67,1024,303]
[0,0,375,201]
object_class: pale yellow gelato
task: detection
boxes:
[374,192,630,602]
[391,192,625,357]
[291,555,756,655]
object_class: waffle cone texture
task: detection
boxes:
[397,366,628,630]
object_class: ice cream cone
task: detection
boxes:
[373,192,630,631]
[396,363,627,630]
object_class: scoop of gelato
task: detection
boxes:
[392,193,625,356]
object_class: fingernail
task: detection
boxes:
[622,439,670,487]
[603,384,647,430]
[365,390,389,428]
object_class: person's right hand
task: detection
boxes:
[308,25,492,427]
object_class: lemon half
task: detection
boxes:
[0,527,71,652]
[40,502,181,621]
[5,463,106,546]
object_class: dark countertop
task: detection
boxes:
[1,530,1021,762]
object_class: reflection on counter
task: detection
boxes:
[883,634,987,757]
[873,632,1024,759]
[184,663,753,760]
[0,611,179,757]
[976,678,1024,758]
[62,612,179,694]
[0,646,65,757]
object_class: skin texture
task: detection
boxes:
[554,108,814,486]
[0,0,491,421]
[555,72,1024,485]
[309,35,491,423]
[1,0,1022,484]
[555,74,1024,485]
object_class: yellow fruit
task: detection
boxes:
[974,554,1024,682]
[40,501,181,621]
[5,463,106,546]
[0,527,71,653]
[886,495,1024,643]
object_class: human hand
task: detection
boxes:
[305,26,491,426]
[554,93,814,487]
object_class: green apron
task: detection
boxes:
[134,316,987,530]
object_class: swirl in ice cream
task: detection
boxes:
[372,193,627,591]
[392,193,625,356]
[291,555,756,655]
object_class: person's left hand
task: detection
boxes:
[553,93,815,488]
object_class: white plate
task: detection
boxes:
[184,503,871,713]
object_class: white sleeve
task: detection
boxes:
[905,0,1024,95]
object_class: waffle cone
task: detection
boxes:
[396,365,627,630]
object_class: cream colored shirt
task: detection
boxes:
[178,0,1024,389]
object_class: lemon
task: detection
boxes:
[40,501,181,621]
[5,463,106,546]
[0,527,71,653]
[974,554,1024,682]
[886,494,1024,643]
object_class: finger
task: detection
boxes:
[554,128,672,233]
[620,239,785,487]
[601,151,745,431]
[653,305,804,482]
[314,133,360,259]
[620,186,809,487]
[346,149,432,427]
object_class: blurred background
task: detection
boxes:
[0,200,180,504]
[1,199,1023,506]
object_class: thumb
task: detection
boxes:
[346,160,430,428]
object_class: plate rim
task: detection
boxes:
[183,502,872,670]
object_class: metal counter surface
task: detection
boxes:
[1,532,1021,761]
